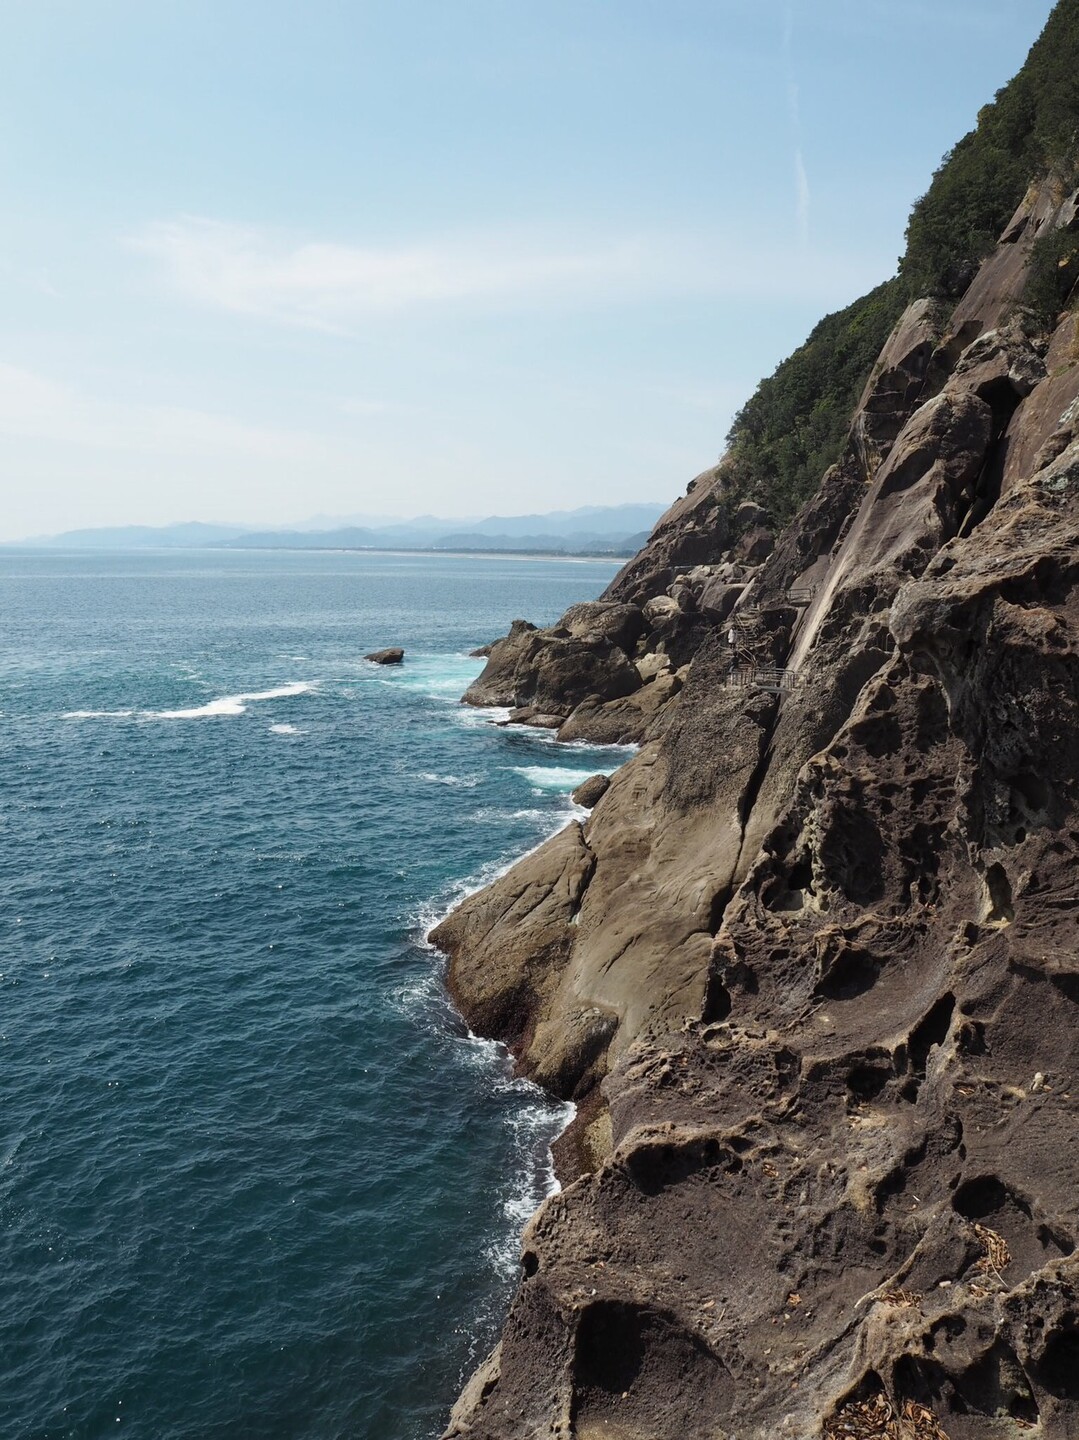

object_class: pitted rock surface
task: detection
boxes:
[437,183,1079,1439]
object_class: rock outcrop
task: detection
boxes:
[570,774,611,810]
[365,647,404,664]
[436,149,1079,1440]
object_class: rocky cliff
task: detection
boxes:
[432,16,1079,1438]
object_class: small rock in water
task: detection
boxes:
[365,647,405,665]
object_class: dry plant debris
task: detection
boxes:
[824,1395,951,1440]
[879,1289,923,1309]
[902,1403,952,1440]
[972,1223,1012,1275]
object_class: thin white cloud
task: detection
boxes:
[0,361,327,462]
[128,217,651,330]
[793,134,811,248]
[127,215,887,332]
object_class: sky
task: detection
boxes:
[0,0,1057,541]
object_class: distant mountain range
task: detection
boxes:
[11,504,665,556]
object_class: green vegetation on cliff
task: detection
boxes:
[725,0,1079,527]
[902,0,1079,297]
[1024,224,1079,328]
[722,279,906,524]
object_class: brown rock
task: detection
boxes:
[364,647,404,664]
[497,707,564,729]
[1001,312,1079,493]
[950,173,1079,340]
[571,774,610,809]
[735,524,774,564]
[601,464,733,606]
[697,580,745,624]
[444,406,1079,1440]
[852,297,946,480]
[462,618,642,714]
[439,167,1079,1440]
[430,822,595,1071]
[634,651,671,683]
[552,601,645,652]
[556,668,683,745]
[735,498,768,530]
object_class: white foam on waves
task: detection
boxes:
[64,682,314,723]
[418,772,481,789]
[390,966,573,1281]
[455,704,513,731]
[373,652,485,700]
[482,1060,574,1277]
[149,682,313,720]
[512,764,604,794]
[62,709,137,720]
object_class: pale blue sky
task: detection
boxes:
[0,0,1054,540]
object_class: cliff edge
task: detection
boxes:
[433,9,1079,1436]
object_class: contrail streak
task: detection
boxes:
[783,3,810,246]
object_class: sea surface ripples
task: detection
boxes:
[0,550,632,1440]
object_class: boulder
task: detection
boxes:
[851,296,946,479]
[554,601,645,652]
[365,647,404,665]
[668,581,699,613]
[463,624,641,714]
[642,595,680,623]
[497,707,564,729]
[734,498,768,530]
[570,774,610,809]
[697,580,745,623]
[735,525,774,564]
[430,822,595,1057]
[641,609,715,669]
[1001,311,1079,494]
[635,652,672,684]
[557,669,683,745]
[462,606,645,720]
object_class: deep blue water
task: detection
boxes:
[0,549,632,1440]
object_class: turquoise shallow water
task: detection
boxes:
[0,549,632,1440]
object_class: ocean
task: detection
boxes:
[0,548,633,1440]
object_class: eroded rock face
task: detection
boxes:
[600,465,733,607]
[462,612,643,717]
[950,173,1079,340]
[459,302,957,748]
[438,190,1079,1440]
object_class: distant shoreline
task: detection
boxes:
[2,544,630,563]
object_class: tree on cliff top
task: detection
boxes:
[902,0,1079,297]
[724,0,1079,528]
